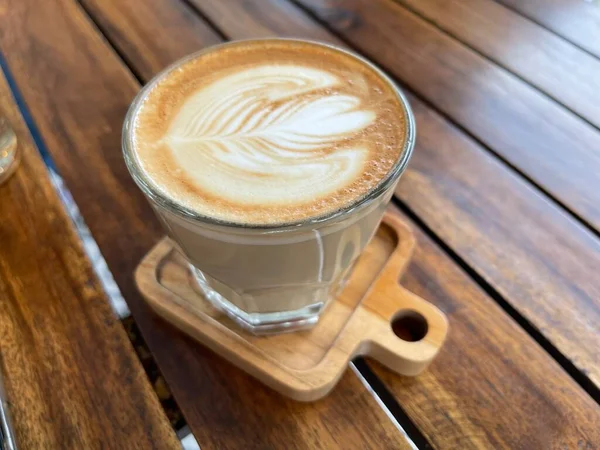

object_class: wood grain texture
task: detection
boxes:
[79,0,600,448]
[384,214,600,450]
[136,214,448,401]
[80,0,222,78]
[0,0,415,448]
[187,0,338,44]
[397,94,600,387]
[0,70,178,448]
[190,0,600,391]
[294,0,600,233]
[496,0,600,59]
[394,0,600,129]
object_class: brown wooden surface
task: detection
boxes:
[394,0,600,129]
[496,0,600,59]
[59,0,600,448]
[0,70,179,448]
[0,0,417,448]
[188,0,600,390]
[136,214,448,400]
[2,0,600,448]
[295,0,600,233]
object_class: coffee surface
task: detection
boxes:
[131,40,408,224]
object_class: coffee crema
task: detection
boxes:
[130,40,408,224]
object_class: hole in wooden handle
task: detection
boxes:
[391,310,428,342]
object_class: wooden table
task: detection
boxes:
[0,0,599,448]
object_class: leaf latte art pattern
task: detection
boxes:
[165,65,376,206]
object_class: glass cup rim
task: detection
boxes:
[122,38,416,232]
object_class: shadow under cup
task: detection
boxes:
[122,40,416,334]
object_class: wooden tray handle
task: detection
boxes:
[341,213,449,376]
[358,282,449,376]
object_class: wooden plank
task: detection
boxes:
[189,0,600,389]
[0,0,414,448]
[80,0,222,78]
[186,0,338,46]
[496,0,600,59]
[0,70,179,448]
[294,0,600,233]
[78,0,600,448]
[392,0,600,129]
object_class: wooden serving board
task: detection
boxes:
[136,212,449,401]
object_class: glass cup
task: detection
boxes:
[123,40,415,334]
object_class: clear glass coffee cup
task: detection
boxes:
[123,39,415,334]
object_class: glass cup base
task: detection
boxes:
[192,266,326,335]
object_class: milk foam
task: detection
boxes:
[131,40,408,224]
[166,65,375,206]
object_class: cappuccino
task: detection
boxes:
[124,40,414,333]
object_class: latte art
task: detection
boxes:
[131,40,409,224]
[166,65,375,205]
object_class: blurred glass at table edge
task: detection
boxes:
[0,118,19,186]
